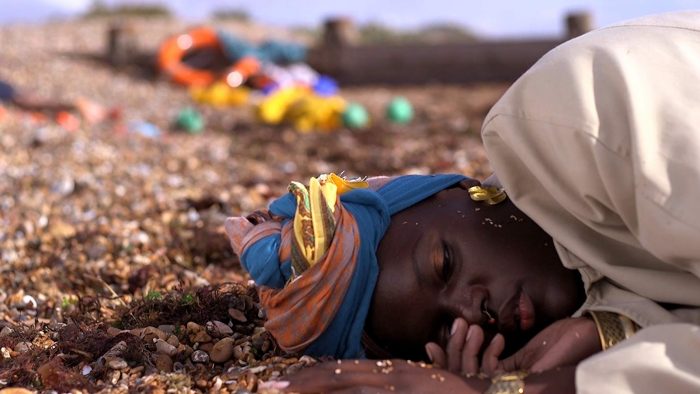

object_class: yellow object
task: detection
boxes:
[485,371,528,394]
[257,87,308,125]
[257,87,346,132]
[190,82,249,107]
[289,173,369,273]
[319,173,368,196]
[468,186,508,205]
[286,95,346,133]
[589,311,640,351]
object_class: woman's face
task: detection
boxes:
[365,183,585,359]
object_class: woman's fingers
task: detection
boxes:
[425,342,447,368]
[446,318,469,373]
[481,333,505,375]
[461,325,484,375]
[428,320,508,377]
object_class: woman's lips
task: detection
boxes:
[517,290,536,331]
[497,288,537,333]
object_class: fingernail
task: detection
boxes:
[450,319,462,336]
[425,344,435,363]
[466,325,475,341]
[259,381,290,390]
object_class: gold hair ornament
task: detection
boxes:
[468,186,507,205]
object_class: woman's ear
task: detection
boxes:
[456,178,481,190]
[224,217,254,255]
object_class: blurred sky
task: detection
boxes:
[2,0,699,38]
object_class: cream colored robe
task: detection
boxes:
[481,11,700,393]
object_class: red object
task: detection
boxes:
[28,112,48,124]
[56,111,80,131]
[107,107,123,121]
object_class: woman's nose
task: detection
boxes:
[443,285,490,325]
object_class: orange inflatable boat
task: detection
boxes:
[158,27,260,87]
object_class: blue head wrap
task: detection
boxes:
[227,174,467,358]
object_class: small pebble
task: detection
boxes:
[21,295,37,309]
[210,337,235,363]
[107,358,128,370]
[228,308,248,323]
[153,353,173,372]
[13,342,30,354]
[155,339,178,357]
[191,350,209,363]
[206,320,233,337]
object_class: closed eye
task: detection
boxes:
[440,242,453,283]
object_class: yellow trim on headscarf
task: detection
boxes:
[290,173,369,272]
[322,173,369,196]
[310,177,331,260]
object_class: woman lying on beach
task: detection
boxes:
[225,11,700,393]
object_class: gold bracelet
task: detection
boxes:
[588,311,640,351]
[484,371,528,394]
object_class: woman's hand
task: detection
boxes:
[424,318,506,376]
[260,357,578,394]
[496,317,601,372]
[260,318,594,393]
[424,317,600,376]
[261,359,490,394]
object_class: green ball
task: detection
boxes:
[342,103,369,129]
[386,96,413,124]
[175,107,204,134]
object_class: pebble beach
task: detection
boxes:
[0,16,507,393]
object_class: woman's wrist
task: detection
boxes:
[523,366,577,394]
[587,311,639,350]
